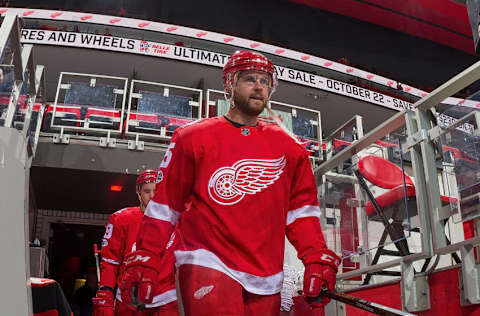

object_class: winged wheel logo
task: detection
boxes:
[208,156,286,205]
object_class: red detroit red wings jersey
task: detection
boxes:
[100,206,177,307]
[138,116,328,295]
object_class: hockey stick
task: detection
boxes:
[316,288,416,316]
[93,244,101,283]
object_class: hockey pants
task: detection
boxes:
[178,264,281,316]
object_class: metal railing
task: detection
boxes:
[313,59,480,312]
[124,79,202,149]
[0,13,46,316]
[49,72,128,145]
[0,14,46,156]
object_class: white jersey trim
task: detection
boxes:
[101,257,120,265]
[145,200,180,225]
[286,205,321,225]
[113,207,129,215]
[174,249,283,295]
[116,288,177,307]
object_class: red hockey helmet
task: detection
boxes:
[136,169,158,186]
[222,50,277,92]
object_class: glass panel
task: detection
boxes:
[321,138,415,266]
[0,65,15,127]
[12,68,31,131]
[438,105,480,223]
[27,85,45,152]
[216,98,229,117]
[324,116,363,161]
[293,108,321,163]
[50,74,127,134]
[205,89,229,118]
[127,81,201,139]
[263,101,322,164]
[138,91,192,118]
[64,82,116,108]
[376,125,411,165]
[0,37,14,66]
[260,107,293,132]
[27,103,41,149]
[320,178,361,278]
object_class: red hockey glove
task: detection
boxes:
[302,248,340,307]
[119,250,162,311]
[92,289,114,316]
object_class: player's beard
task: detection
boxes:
[233,92,267,116]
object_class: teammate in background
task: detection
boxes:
[120,50,340,315]
[71,267,98,316]
[92,170,179,316]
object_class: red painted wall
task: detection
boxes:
[345,267,480,315]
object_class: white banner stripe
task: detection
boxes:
[116,288,177,307]
[286,205,321,226]
[3,7,400,92]
[7,7,479,104]
[145,200,180,224]
[174,249,283,295]
[19,29,475,127]
[101,257,120,265]
[18,30,417,112]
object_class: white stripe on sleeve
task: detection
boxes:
[101,257,120,265]
[286,205,321,225]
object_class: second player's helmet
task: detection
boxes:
[222,50,277,92]
[136,169,158,186]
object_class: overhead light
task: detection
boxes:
[110,185,123,192]
[307,92,327,100]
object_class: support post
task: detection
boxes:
[401,261,430,312]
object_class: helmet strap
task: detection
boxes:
[224,73,238,108]
[223,88,234,108]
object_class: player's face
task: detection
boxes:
[137,182,156,210]
[233,70,271,116]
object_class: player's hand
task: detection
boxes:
[302,248,340,307]
[92,289,114,316]
[119,250,161,311]
[303,263,337,306]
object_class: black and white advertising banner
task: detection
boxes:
[9,8,477,106]
[21,29,477,133]
[22,30,418,112]
[6,7,408,96]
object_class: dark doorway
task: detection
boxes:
[48,223,105,300]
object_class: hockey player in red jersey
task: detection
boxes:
[119,50,341,315]
[92,170,179,316]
